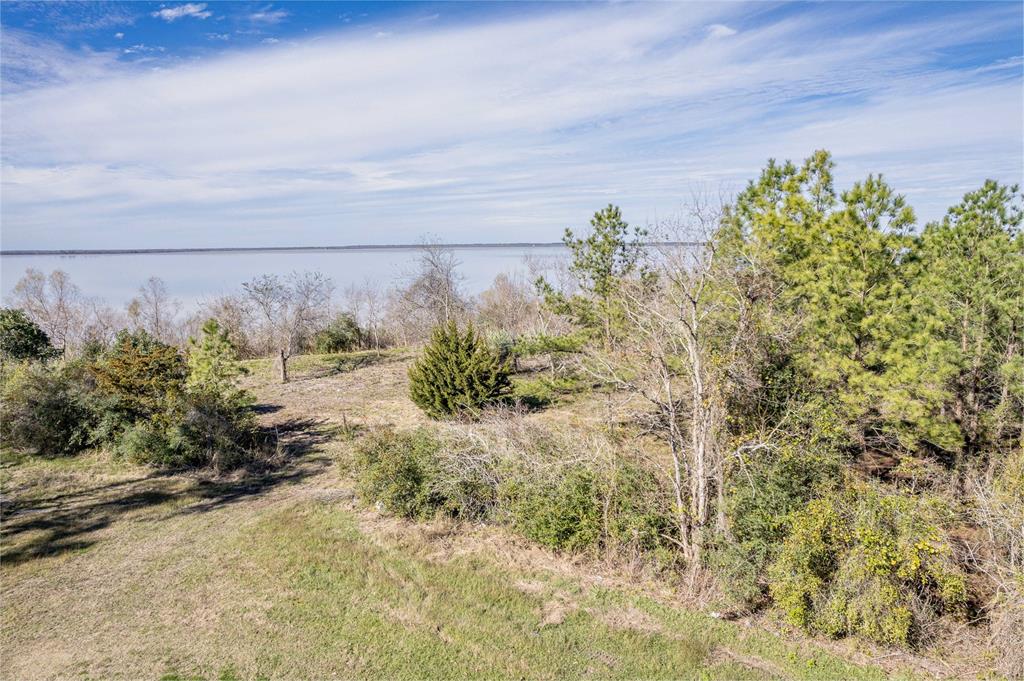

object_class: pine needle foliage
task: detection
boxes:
[408,320,511,419]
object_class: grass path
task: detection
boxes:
[2,353,922,680]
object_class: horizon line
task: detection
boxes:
[0,241,700,256]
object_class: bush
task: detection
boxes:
[768,482,968,647]
[500,466,603,552]
[710,444,842,608]
[91,329,187,429]
[499,461,672,554]
[89,326,261,471]
[408,321,511,419]
[354,428,445,518]
[0,361,93,456]
[314,313,362,354]
[605,463,674,553]
[0,308,57,362]
[113,389,261,470]
[512,373,590,409]
[353,421,672,557]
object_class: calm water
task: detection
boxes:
[0,246,567,311]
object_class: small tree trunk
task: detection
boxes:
[279,348,289,383]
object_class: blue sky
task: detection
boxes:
[1,1,1021,249]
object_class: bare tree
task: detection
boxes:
[476,271,540,337]
[242,271,334,382]
[344,279,387,354]
[81,301,127,351]
[11,269,88,355]
[575,199,772,578]
[388,240,469,343]
[126,277,181,343]
[196,294,258,358]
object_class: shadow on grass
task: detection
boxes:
[305,352,399,381]
[0,418,337,567]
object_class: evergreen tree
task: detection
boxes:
[916,181,1024,461]
[720,152,958,453]
[0,308,57,362]
[186,319,249,400]
[408,321,511,419]
[537,204,647,348]
[91,329,187,426]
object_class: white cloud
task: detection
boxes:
[151,3,212,22]
[1,3,1020,248]
[706,24,737,39]
[248,6,288,25]
[114,32,125,40]
[122,44,166,55]
[207,33,231,41]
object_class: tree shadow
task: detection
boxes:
[309,352,399,380]
[1,418,338,567]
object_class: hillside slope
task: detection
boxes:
[1,352,937,680]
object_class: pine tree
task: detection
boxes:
[537,204,647,348]
[916,181,1024,461]
[720,152,959,453]
[408,321,511,419]
[186,319,249,402]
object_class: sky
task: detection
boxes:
[1,1,1021,250]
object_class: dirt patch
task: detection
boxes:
[540,594,578,627]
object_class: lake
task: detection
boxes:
[0,245,568,311]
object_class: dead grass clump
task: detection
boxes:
[992,578,1024,679]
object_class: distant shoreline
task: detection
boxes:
[0,241,697,256]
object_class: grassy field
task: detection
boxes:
[1,352,932,679]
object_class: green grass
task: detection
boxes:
[159,502,909,680]
[2,454,912,679]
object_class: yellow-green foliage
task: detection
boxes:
[769,482,967,646]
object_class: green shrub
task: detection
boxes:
[354,428,445,518]
[354,422,672,558]
[768,482,968,646]
[91,329,187,429]
[512,332,586,358]
[500,465,603,552]
[313,313,362,354]
[408,321,511,419]
[0,360,93,456]
[0,308,57,362]
[114,389,260,470]
[710,444,842,608]
[512,373,591,408]
[604,463,673,553]
[90,327,260,470]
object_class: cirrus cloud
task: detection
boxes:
[1,2,1021,249]
[151,3,212,22]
